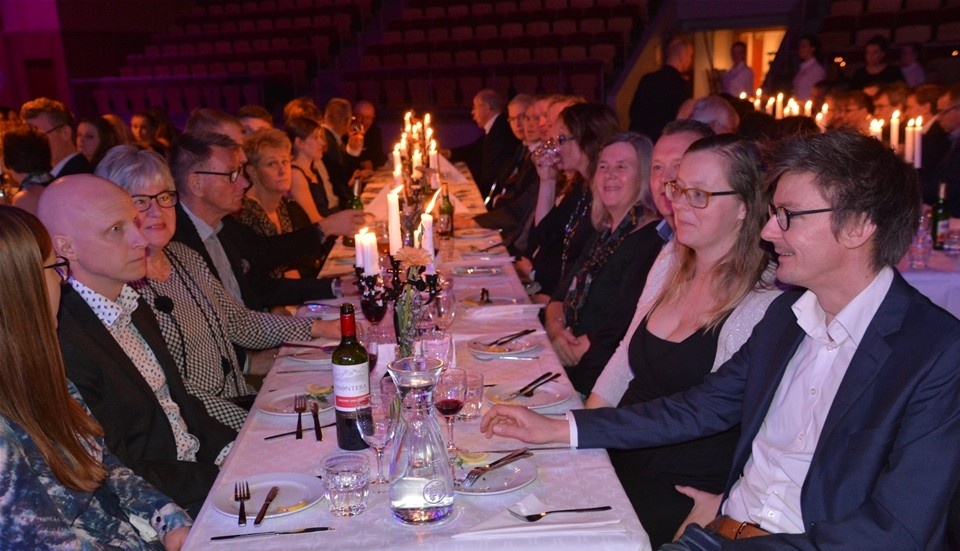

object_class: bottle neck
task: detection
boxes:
[340,313,357,340]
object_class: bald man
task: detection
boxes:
[38,175,236,517]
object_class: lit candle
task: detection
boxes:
[904,118,915,164]
[869,119,884,141]
[393,165,402,188]
[816,112,825,132]
[412,149,423,170]
[365,233,380,276]
[804,100,812,117]
[420,213,435,274]
[775,93,784,119]
[355,227,368,267]
[890,110,900,150]
[387,189,402,255]
[739,92,747,100]
[754,97,761,111]
[915,116,923,169]
[392,145,401,169]
[755,88,762,99]
[428,141,439,169]
[425,127,433,145]
[765,98,775,115]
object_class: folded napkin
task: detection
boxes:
[438,155,468,184]
[463,304,544,321]
[452,494,622,539]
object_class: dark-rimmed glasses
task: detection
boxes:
[131,190,178,212]
[42,124,66,135]
[769,205,835,231]
[664,180,738,209]
[44,256,70,283]
[193,166,244,183]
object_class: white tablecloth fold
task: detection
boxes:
[452,494,624,539]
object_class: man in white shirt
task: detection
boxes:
[21,97,93,178]
[721,42,753,98]
[792,35,827,102]
[481,131,960,549]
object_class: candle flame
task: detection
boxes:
[892,110,900,120]
[424,189,441,212]
[917,116,923,127]
[358,227,369,235]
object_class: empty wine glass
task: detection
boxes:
[430,285,457,333]
[435,368,466,457]
[354,393,398,491]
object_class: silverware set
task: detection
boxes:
[507,505,613,522]
[233,481,250,526]
[501,372,561,401]
[483,328,536,347]
[293,395,307,440]
[461,448,532,487]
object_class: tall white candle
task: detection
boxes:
[904,119,915,164]
[775,93,784,119]
[804,100,812,117]
[754,98,761,111]
[412,149,423,170]
[765,98,775,115]
[393,145,401,169]
[816,112,825,132]
[421,213,435,274]
[890,110,900,150]
[869,119,884,141]
[915,116,923,169]
[354,228,367,267]
[365,233,380,276]
[387,192,402,255]
[393,165,402,188]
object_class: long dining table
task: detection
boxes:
[180,164,651,550]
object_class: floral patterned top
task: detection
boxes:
[0,382,191,549]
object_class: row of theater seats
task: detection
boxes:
[184,0,372,20]
[341,60,604,111]
[166,11,353,41]
[89,76,275,118]
[118,58,307,89]
[401,0,644,18]
[126,34,328,70]
[820,4,960,50]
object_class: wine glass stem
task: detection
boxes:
[375,447,385,482]
[446,417,456,454]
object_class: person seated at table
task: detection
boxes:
[850,35,905,91]
[585,135,781,547]
[38,175,237,518]
[4,123,54,215]
[130,111,166,156]
[482,131,960,550]
[544,132,664,396]
[286,116,349,220]
[169,131,362,311]
[236,128,330,280]
[519,102,620,300]
[836,90,872,135]
[76,116,120,169]
[236,104,273,136]
[321,97,367,193]
[448,89,521,198]
[354,99,387,170]
[904,83,949,174]
[686,96,740,135]
[0,205,192,550]
[95,145,338,432]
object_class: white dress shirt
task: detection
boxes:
[793,58,827,102]
[723,267,894,533]
[181,202,244,301]
[722,62,754,97]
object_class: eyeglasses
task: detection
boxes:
[193,166,244,183]
[556,134,575,145]
[44,256,70,283]
[769,204,835,231]
[43,124,66,135]
[131,190,178,212]
[664,180,738,209]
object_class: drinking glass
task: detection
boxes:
[321,452,370,516]
[435,368,466,457]
[429,285,457,333]
[419,331,453,367]
[355,393,399,491]
[457,372,485,421]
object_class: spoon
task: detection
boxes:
[507,505,612,522]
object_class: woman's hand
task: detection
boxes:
[480,404,571,444]
[515,257,534,279]
[163,527,190,551]
[672,486,722,541]
[551,328,590,367]
[318,210,365,237]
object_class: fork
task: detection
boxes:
[310,401,322,441]
[234,481,250,526]
[507,505,612,522]
[294,395,307,440]
[462,448,531,487]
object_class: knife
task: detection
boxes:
[253,486,279,526]
[210,526,334,540]
[500,372,553,402]
[265,422,335,440]
[482,328,536,347]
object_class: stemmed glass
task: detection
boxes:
[354,392,398,491]
[435,368,466,458]
[429,284,456,333]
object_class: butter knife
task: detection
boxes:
[253,486,279,526]
[500,372,553,402]
[210,526,334,540]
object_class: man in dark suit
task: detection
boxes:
[449,89,521,198]
[354,99,387,169]
[629,37,694,142]
[923,85,960,217]
[168,131,364,310]
[482,132,960,549]
[38,175,236,517]
[21,97,93,178]
[320,97,363,204]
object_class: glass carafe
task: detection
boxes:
[387,356,455,524]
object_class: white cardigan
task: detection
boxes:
[590,240,782,407]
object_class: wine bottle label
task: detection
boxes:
[332,361,370,411]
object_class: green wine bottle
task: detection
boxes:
[332,304,369,450]
[438,183,454,237]
[342,178,364,247]
[932,182,949,250]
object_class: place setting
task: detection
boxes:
[486,372,571,410]
[452,494,621,540]
[466,329,542,361]
[211,472,327,528]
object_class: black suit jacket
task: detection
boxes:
[172,204,334,310]
[322,126,360,198]
[629,65,692,141]
[57,288,236,515]
[473,147,540,254]
[576,275,960,549]
[360,123,387,168]
[451,114,521,197]
[54,152,93,178]
[923,130,960,218]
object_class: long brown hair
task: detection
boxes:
[658,135,771,330]
[0,206,105,491]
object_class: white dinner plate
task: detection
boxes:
[455,228,498,239]
[451,265,503,277]
[257,388,334,416]
[467,337,539,356]
[279,347,333,366]
[296,303,340,320]
[455,458,537,496]
[213,472,324,519]
[486,381,572,410]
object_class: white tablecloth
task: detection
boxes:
[900,249,960,320]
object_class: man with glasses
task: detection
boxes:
[923,84,960,218]
[481,131,960,550]
[448,89,520,198]
[38,175,236,518]
[20,97,92,178]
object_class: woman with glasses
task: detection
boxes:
[0,205,191,549]
[586,135,781,547]
[543,133,664,396]
[95,146,338,431]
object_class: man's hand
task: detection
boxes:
[672,486,722,541]
[480,404,571,444]
[163,527,190,551]
[318,210,365,237]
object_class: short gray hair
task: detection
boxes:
[95,145,174,195]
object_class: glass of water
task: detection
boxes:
[355,393,399,491]
[321,452,370,516]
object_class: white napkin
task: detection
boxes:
[438,155,467,183]
[452,494,622,539]
[463,304,544,321]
